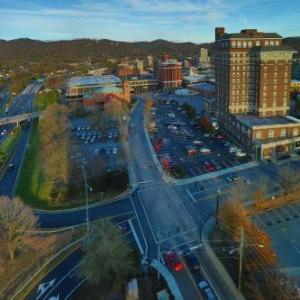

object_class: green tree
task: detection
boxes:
[79,219,136,292]
[0,197,37,260]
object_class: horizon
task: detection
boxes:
[0,0,299,42]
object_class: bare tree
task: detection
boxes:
[277,164,300,194]
[0,197,37,260]
[78,219,136,291]
[39,104,70,203]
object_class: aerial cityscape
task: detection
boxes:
[1,1,300,300]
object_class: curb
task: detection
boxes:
[201,218,246,300]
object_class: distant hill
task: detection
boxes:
[283,37,300,56]
[0,36,298,67]
[0,38,213,66]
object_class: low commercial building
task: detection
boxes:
[224,114,300,159]
[66,75,122,101]
[190,82,216,97]
[126,75,158,94]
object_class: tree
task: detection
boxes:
[79,219,136,292]
[39,104,70,203]
[0,197,37,260]
[277,164,300,194]
[198,116,213,132]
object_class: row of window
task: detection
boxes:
[256,128,299,139]
[231,40,280,48]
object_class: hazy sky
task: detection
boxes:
[0,0,299,43]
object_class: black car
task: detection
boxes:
[185,254,200,271]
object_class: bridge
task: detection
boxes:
[0,111,43,126]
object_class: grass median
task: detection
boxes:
[16,119,54,209]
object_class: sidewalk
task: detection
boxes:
[201,218,246,300]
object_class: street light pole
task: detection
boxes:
[81,165,90,236]
[238,227,245,291]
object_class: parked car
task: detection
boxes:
[193,140,203,148]
[199,147,211,154]
[112,147,118,154]
[235,150,247,157]
[94,148,99,155]
[105,147,111,156]
[108,132,113,139]
[203,161,215,172]
[164,251,183,272]
[226,173,244,183]
[198,281,216,300]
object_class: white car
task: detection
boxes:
[229,146,238,153]
[112,147,118,154]
[198,281,216,300]
[199,147,211,153]
[236,150,246,157]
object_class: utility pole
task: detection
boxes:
[238,227,245,291]
[216,189,221,225]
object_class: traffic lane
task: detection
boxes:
[25,248,83,300]
[35,196,134,228]
[0,122,31,198]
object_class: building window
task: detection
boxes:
[256,131,262,139]
[293,128,299,136]
[268,130,274,138]
[275,40,280,46]
[265,41,269,46]
[237,41,241,47]
[243,41,247,48]
[281,129,286,137]
[256,41,261,46]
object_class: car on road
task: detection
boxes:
[193,140,203,148]
[105,147,111,156]
[108,132,113,139]
[118,222,129,233]
[203,161,215,172]
[8,163,14,171]
[164,251,183,272]
[184,254,200,271]
[198,281,216,300]
[112,147,118,155]
[1,129,7,136]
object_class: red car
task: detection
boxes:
[216,134,225,141]
[204,161,216,172]
[164,251,183,272]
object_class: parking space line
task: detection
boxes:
[260,212,275,226]
[276,207,292,222]
[286,205,300,218]
[269,209,283,222]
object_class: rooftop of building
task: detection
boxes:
[292,79,300,83]
[216,28,282,40]
[191,82,215,92]
[236,114,300,128]
[67,75,121,87]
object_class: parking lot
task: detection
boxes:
[69,118,125,174]
[150,93,251,178]
[252,202,300,287]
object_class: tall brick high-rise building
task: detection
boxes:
[215,27,300,159]
[155,55,182,89]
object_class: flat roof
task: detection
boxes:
[236,114,300,128]
[191,82,215,92]
[67,75,121,87]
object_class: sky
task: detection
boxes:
[0,0,299,43]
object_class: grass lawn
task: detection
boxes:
[16,120,54,209]
[0,127,21,167]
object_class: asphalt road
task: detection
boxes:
[0,82,41,198]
